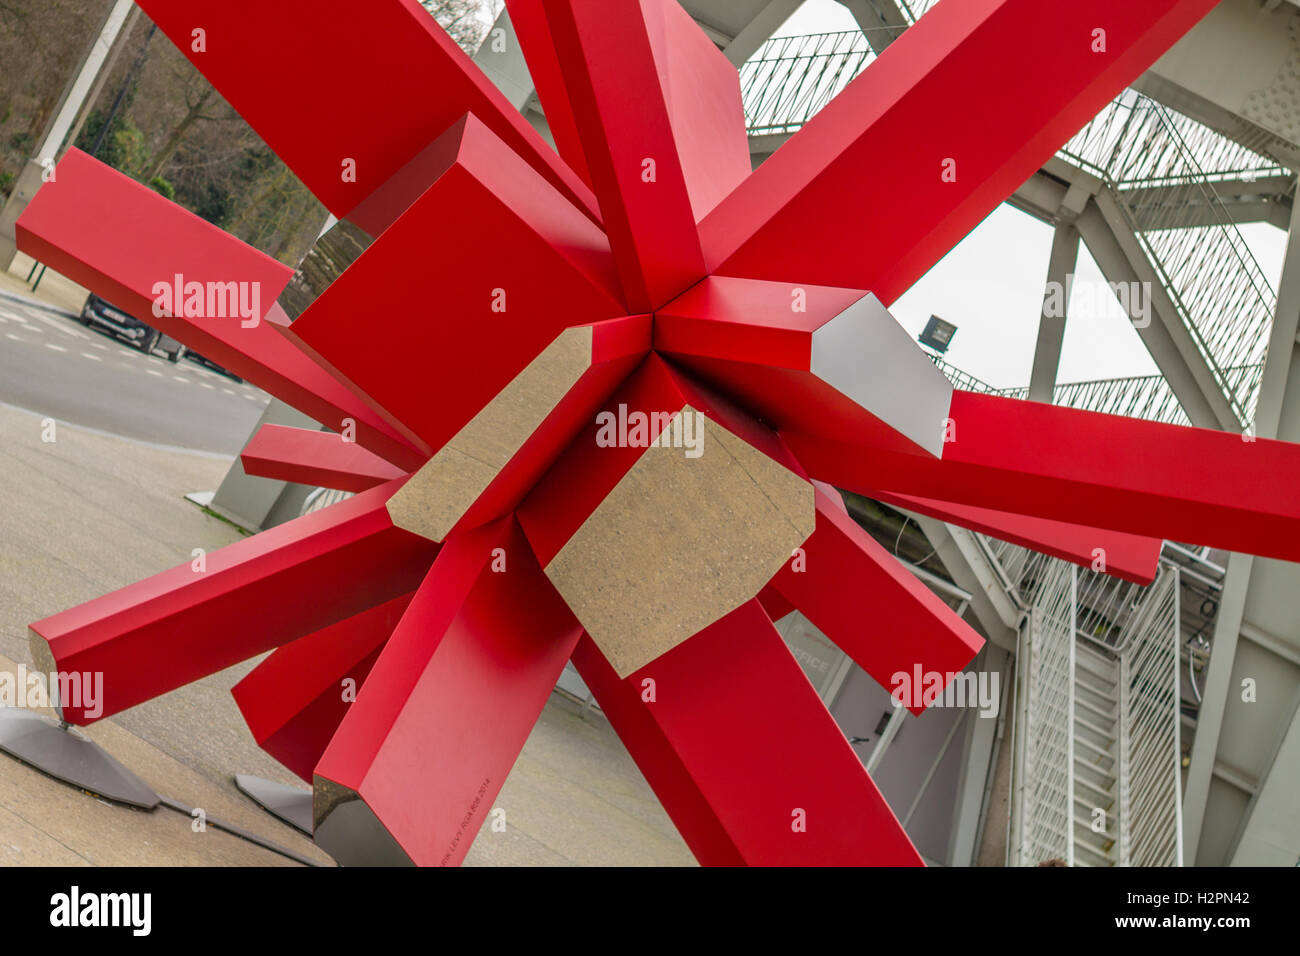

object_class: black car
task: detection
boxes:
[79,293,186,362]
[184,349,243,383]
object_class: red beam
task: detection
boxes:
[871,488,1161,585]
[505,0,594,189]
[785,390,1300,563]
[241,423,407,493]
[518,354,807,565]
[15,150,426,470]
[540,0,747,309]
[570,635,745,865]
[700,0,1219,301]
[313,518,582,866]
[421,314,651,540]
[769,484,984,714]
[132,0,598,226]
[232,593,413,781]
[30,478,438,724]
[617,600,922,865]
[281,113,625,457]
[657,275,953,457]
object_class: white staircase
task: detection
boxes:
[1007,554,1183,867]
[1072,643,1121,866]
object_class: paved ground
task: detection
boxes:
[0,264,692,866]
[0,285,268,456]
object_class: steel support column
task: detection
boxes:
[1028,223,1081,403]
[1183,195,1300,865]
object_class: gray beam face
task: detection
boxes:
[946,644,1011,866]
[809,293,954,457]
[722,0,805,66]
[911,516,1019,649]
[1182,197,1300,866]
[1231,696,1300,864]
[1028,224,1081,403]
[470,8,535,110]
[837,0,909,54]
[208,398,321,532]
[1123,176,1295,231]
[1209,199,1300,866]
[680,0,794,52]
[1138,0,1300,172]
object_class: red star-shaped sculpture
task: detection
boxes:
[15,0,1279,866]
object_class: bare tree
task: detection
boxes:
[421,0,503,54]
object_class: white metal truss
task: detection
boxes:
[1005,545,1183,867]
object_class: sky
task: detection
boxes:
[769,0,1291,390]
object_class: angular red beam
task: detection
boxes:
[30,479,438,724]
[605,600,922,865]
[569,636,745,865]
[700,0,1219,300]
[505,0,594,190]
[132,0,599,224]
[540,0,748,309]
[232,592,414,782]
[870,488,1162,585]
[241,423,407,494]
[400,314,651,542]
[756,585,796,624]
[518,353,807,565]
[16,150,426,471]
[657,275,953,457]
[313,517,582,866]
[769,483,984,715]
[281,113,625,457]
[784,390,1300,563]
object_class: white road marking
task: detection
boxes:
[173,375,191,383]
[242,392,258,400]
[30,312,88,339]
[4,333,22,342]
[198,382,214,390]
[80,352,103,361]
[146,369,164,377]
[21,325,41,333]
[89,341,109,350]
[44,343,67,353]
[222,388,235,395]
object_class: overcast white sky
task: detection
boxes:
[770,0,1291,390]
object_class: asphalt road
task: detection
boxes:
[0,295,269,455]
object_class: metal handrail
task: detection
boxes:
[740,26,1285,427]
[929,353,1264,426]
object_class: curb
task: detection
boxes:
[0,287,80,321]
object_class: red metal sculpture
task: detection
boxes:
[15,0,1252,865]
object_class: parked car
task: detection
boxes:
[79,293,185,362]
[184,349,243,383]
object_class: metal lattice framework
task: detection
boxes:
[741,27,1285,426]
[15,0,1293,870]
[1061,91,1283,424]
